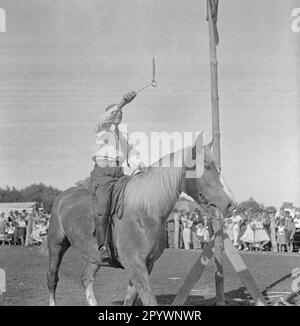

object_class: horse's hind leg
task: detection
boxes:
[47,237,70,306]
[70,218,103,306]
[81,262,100,306]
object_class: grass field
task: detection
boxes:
[0,246,299,306]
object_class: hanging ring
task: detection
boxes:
[151,80,157,87]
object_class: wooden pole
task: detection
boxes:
[207,0,220,165]
[207,0,225,306]
[172,1,267,307]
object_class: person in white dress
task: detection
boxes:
[240,216,255,251]
[252,214,270,250]
[182,212,194,250]
[203,216,211,244]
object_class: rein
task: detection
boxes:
[177,162,225,221]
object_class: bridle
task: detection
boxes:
[178,161,228,219]
[195,192,217,210]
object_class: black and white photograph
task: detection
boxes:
[0,0,299,310]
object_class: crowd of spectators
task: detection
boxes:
[225,207,300,253]
[2,203,300,254]
[0,209,49,247]
[172,208,214,250]
[171,206,300,253]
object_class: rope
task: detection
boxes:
[150,0,157,87]
[149,0,155,59]
[115,0,157,100]
[136,0,157,95]
[136,82,153,94]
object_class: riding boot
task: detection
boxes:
[95,214,111,261]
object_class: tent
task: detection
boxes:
[174,200,201,212]
[0,202,37,215]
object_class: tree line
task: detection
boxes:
[0,183,62,213]
[0,183,291,215]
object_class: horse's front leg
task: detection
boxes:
[125,258,157,306]
[124,261,155,306]
[124,280,138,306]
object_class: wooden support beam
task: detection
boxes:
[223,234,267,306]
[212,221,225,305]
[172,239,215,306]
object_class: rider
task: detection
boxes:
[88,91,136,261]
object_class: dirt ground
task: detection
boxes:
[0,245,299,306]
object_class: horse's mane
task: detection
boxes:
[125,149,185,217]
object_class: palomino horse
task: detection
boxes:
[46,135,235,306]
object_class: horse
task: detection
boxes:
[46,134,235,306]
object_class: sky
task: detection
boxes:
[0,0,299,207]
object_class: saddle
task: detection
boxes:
[109,175,132,220]
[87,175,132,268]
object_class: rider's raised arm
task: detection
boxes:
[95,91,137,133]
[95,104,120,133]
[117,91,137,110]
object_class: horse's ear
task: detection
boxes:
[184,132,205,179]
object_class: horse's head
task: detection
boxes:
[181,134,236,217]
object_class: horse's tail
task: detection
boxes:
[39,236,49,256]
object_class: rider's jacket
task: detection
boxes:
[93,105,131,167]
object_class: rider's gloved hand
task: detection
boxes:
[123,91,137,104]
